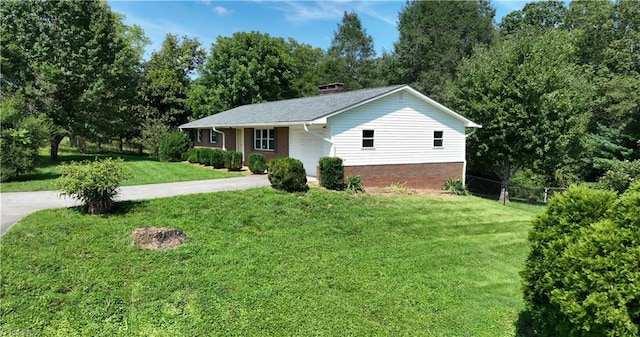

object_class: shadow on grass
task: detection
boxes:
[67,200,144,216]
[8,171,61,182]
[515,310,536,337]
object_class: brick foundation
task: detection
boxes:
[344,162,464,189]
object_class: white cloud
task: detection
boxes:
[213,6,232,16]
[268,0,395,26]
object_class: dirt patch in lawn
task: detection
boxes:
[131,227,187,250]
[366,186,460,198]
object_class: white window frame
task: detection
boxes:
[209,129,217,144]
[433,130,444,148]
[254,128,275,151]
[362,129,375,149]
[196,129,202,143]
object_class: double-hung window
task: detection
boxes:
[362,130,375,148]
[433,131,444,148]
[254,128,275,151]
[196,129,202,143]
[209,129,217,144]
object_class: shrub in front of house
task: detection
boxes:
[268,157,308,192]
[196,148,215,165]
[210,149,225,169]
[158,131,191,162]
[345,175,364,194]
[181,148,196,162]
[248,153,267,174]
[442,178,467,195]
[319,157,344,190]
[55,158,132,215]
[224,151,243,171]
[521,184,640,336]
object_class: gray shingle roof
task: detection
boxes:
[179,85,406,128]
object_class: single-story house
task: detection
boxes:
[179,84,481,189]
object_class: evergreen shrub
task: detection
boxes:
[224,151,243,171]
[158,131,191,162]
[268,157,308,192]
[318,157,344,190]
[248,153,267,174]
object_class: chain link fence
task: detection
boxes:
[466,175,565,203]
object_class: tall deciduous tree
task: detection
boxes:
[322,11,376,90]
[191,31,299,115]
[500,0,567,36]
[0,0,144,160]
[140,34,205,127]
[394,0,495,100]
[446,30,594,201]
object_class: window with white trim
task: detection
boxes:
[362,129,375,148]
[209,129,217,144]
[196,129,202,143]
[433,131,444,148]
[254,128,275,151]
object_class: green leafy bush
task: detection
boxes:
[55,158,133,214]
[345,175,364,194]
[196,148,215,165]
[319,157,344,190]
[224,151,243,171]
[209,149,225,169]
[268,157,308,192]
[248,153,267,174]
[442,178,467,195]
[598,160,640,194]
[0,94,49,182]
[158,131,191,162]
[181,148,196,162]
[522,185,640,336]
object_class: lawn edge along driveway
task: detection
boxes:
[0,175,270,236]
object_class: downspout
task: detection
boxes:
[211,127,226,151]
[303,123,334,156]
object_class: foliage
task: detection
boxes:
[158,131,191,162]
[394,0,495,100]
[223,151,243,171]
[0,0,146,160]
[345,175,364,194]
[598,160,640,194]
[447,30,594,200]
[139,34,205,127]
[1,188,542,335]
[182,148,196,162]
[267,157,308,192]
[248,153,267,174]
[137,117,170,158]
[55,158,132,214]
[500,0,567,36]
[193,32,298,114]
[318,157,344,191]
[522,185,639,336]
[322,12,376,90]
[209,149,225,169]
[0,94,49,182]
[442,178,467,196]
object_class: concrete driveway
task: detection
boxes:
[0,175,271,236]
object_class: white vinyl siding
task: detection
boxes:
[289,125,330,176]
[328,92,466,166]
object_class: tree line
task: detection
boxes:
[2,0,638,191]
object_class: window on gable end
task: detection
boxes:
[434,131,444,148]
[362,129,375,148]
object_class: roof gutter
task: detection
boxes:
[465,129,479,138]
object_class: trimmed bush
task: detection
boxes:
[345,175,364,194]
[248,153,267,174]
[442,178,467,195]
[268,157,308,192]
[521,185,640,336]
[599,159,640,194]
[210,149,225,169]
[55,158,132,214]
[181,149,196,162]
[319,157,344,190]
[224,151,243,171]
[159,131,191,162]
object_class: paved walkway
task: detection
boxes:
[0,175,271,236]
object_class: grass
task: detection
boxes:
[0,149,245,192]
[0,188,543,336]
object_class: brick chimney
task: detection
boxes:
[318,83,345,95]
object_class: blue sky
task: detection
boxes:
[107,0,534,59]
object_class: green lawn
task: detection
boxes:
[0,150,245,192]
[0,188,542,336]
